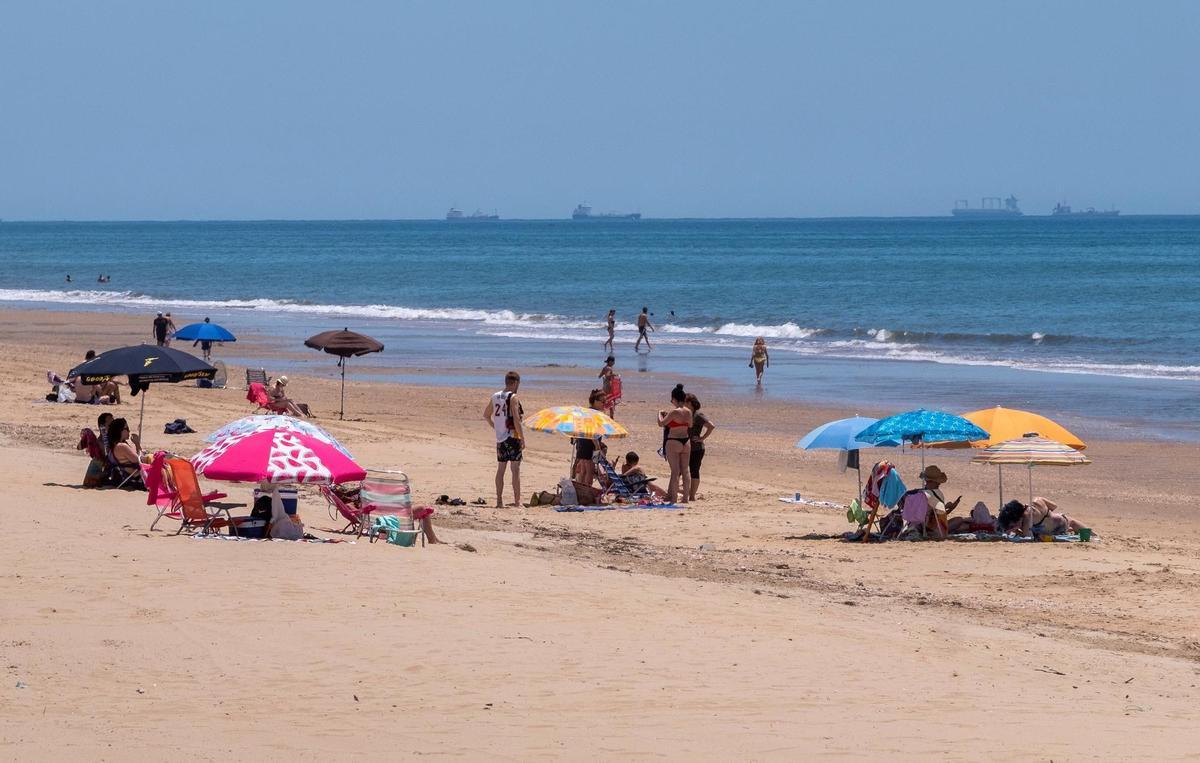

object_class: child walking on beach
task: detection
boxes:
[484,370,524,508]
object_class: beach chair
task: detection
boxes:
[245,368,271,389]
[319,484,372,534]
[163,457,237,535]
[246,382,289,414]
[106,448,143,490]
[605,375,623,415]
[593,453,655,503]
[361,470,431,547]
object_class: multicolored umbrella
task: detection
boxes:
[970,435,1092,505]
[192,422,366,485]
[524,406,629,440]
[204,415,353,456]
[931,406,1086,451]
[856,408,989,467]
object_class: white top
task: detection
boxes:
[491,390,514,442]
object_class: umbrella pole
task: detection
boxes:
[137,391,147,444]
[998,465,1004,508]
[1028,465,1034,505]
[856,460,862,504]
[340,357,346,420]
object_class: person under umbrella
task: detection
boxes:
[304,328,384,419]
[69,344,215,441]
[174,317,237,363]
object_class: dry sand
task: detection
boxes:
[2,308,1199,761]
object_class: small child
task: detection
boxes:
[620,452,668,500]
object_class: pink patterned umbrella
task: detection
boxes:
[191,427,366,485]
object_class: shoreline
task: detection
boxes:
[5,300,1199,444]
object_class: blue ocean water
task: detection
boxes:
[2,218,1198,438]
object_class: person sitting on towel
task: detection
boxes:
[997,497,1085,538]
[904,465,962,539]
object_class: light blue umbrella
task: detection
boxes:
[855,408,989,467]
[795,416,899,500]
[174,321,237,342]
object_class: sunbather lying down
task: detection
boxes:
[997,497,1086,537]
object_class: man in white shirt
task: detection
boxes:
[483,370,524,507]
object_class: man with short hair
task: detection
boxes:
[152,312,169,346]
[483,370,524,507]
[635,307,654,352]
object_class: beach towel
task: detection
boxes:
[554,502,680,512]
[77,427,104,460]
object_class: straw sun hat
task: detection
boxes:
[919,465,948,485]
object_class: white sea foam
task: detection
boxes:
[3,288,1197,382]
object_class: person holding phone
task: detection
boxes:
[915,465,961,539]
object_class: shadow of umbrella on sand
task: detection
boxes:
[303,328,384,420]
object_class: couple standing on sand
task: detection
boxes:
[603,308,655,353]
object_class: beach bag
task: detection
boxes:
[558,478,578,506]
[57,384,76,403]
[573,481,600,506]
[164,418,195,435]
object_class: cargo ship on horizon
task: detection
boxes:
[951,196,1023,218]
[446,208,499,221]
[1051,202,1119,217]
[572,203,641,220]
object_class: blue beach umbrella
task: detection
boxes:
[174,322,237,342]
[855,408,989,468]
[795,416,899,501]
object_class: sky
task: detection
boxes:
[1,1,1197,219]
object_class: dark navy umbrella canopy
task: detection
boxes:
[174,322,237,342]
[69,344,216,385]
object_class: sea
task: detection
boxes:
[2,217,1198,440]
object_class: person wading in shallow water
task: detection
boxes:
[484,370,524,508]
[635,307,654,352]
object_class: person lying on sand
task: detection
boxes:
[997,497,1086,538]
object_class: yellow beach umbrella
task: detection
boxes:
[524,406,629,440]
[933,406,1085,450]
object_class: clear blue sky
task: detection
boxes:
[2,1,1197,219]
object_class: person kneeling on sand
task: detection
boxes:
[997,497,1086,538]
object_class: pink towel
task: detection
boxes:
[901,490,929,524]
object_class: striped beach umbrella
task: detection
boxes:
[524,406,629,440]
[971,435,1091,505]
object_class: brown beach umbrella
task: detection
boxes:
[304,328,384,419]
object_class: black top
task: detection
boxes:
[153,316,169,339]
[689,413,710,450]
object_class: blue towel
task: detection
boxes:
[554,503,680,512]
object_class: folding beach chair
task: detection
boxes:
[106,448,143,490]
[361,470,430,546]
[593,453,655,503]
[163,457,238,535]
[245,368,271,389]
[246,382,288,414]
[145,453,229,530]
[320,484,372,535]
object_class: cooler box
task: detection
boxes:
[229,519,268,538]
[253,486,298,516]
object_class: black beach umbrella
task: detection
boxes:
[303,328,384,419]
[69,344,216,441]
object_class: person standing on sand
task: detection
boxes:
[484,370,524,508]
[152,312,169,346]
[603,309,616,352]
[598,355,616,415]
[164,313,178,346]
[657,383,692,504]
[635,307,654,352]
[685,393,714,501]
[750,337,769,384]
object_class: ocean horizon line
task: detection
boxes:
[4,213,1199,224]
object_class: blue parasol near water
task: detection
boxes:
[796,416,899,501]
[174,322,237,342]
[855,408,989,467]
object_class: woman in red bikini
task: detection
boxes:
[657,383,693,504]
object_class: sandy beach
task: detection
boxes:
[3,307,1200,761]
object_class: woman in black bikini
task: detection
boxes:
[657,383,693,504]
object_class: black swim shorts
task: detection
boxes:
[496,436,523,463]
[689,446,705,479]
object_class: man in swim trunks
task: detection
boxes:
[483,370,524,508]
[635,307,654,352]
